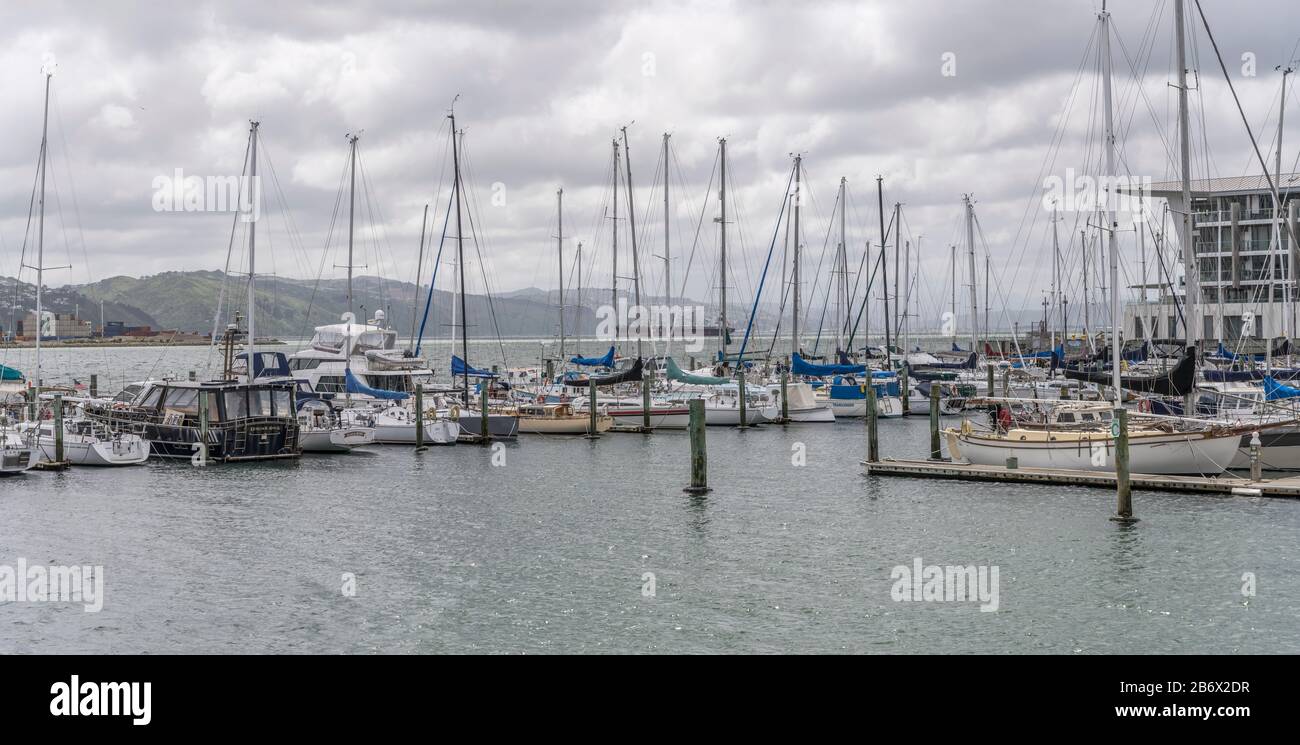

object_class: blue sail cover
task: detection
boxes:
[345,368,409,400]
[792,352,866,376]
[1215,342,1265,362]
[1263,376,1300,401]
[452,355,497,378]
[570,346,615,367]
[0,364,22,381]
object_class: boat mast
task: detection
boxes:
[576,241,584,355]
[1082,229,1090,345]
[611,139,620,342]
[950,244,957,347]
[1175,0,1198,354]
[662,132,671,352]
[719,137,729,362]
[347,133,358,317]
[964,195,977,353]
[1051,201,1060,353]
[838,176,847,353]
[792,155,802,357]
[1277,64,1293,357]
[247,120,259,388]
[34,72,51,395]
[557,187,565,359]
[409,203,429,352]
[450,111,469,403]
[879,177,892,361]
[893,202,901,342]
[621,127,643,361]
[1101,3,1122,400]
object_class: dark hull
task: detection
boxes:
[456,413,519,440]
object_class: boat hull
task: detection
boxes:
[519,415,613,434]
[946,429,1241,475]
[38,435,150,466]
[300,427,376,452]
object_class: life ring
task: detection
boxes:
[448,405,460,421]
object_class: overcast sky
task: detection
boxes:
[1,0,1298,326]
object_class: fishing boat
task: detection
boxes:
[516,402,612,434]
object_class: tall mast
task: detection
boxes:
[1051,201,1061,352]
[950,244,957,346]
[838,176,847,352]
[450,111,469,403]
[611,140,620,342]
[719,138,729,361]
[1175,0,1197,350]
[247,120,259,387]
[34,72,51,393]
[621,127,642,360]
[964,195,978,353]
[984,255,990,342]
[662,132,672,351]
[1082,229,1091,343]
[792,155,802,357]
[1276,64,1293,347]
[1101,3,1122,399]
[346,133,358,316]
[893,202,901,341]
[576,241,584,355]
[878,176,892,360]
[557,187,565,358]
[409,203,428,352]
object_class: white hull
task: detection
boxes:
[761,404,837,423]
[701,404,766,426]
[0,443,39,474]
[373,420,459,445]
[825,395,902,418]
[300,427,376,453]
[39,436,150,466]
[1228,429,1300,471]
[947,429,1242,476]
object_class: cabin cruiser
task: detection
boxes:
[516,402,613,434]
[288,311,434,403]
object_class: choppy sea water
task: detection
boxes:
[1,340,1298,654]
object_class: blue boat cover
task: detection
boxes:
[236,351,292,379]
[452,354,496,378]
[0,364,22,381]
[1263,376,1300,401]
[345,368,409,400]
[792,352,866,376]
[570,346,615,367]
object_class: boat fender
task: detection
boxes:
[449,405,460,421]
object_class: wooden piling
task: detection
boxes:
[780,371,790,423]
[986,365,995,397]
[641,373,652,431]
[866,385,879,463]
[584,380,600,439]
[414,386,426,451]
[929,384,941,460]
[89,374,98,398]
[53,393,65,463]
[737,372,748,429]
[1111,407,1136,523]
[1002,368,1010,398]
[189,370,197,381]
[479,382,490,442]
[197,391,210,466]
[683,398,710,494]
[900,365,910,416]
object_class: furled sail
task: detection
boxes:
[570,346,615,367]
[345,368,409,401]
[1263,376,1300,401]
[664,357,727,385]
[791,352,866,376]
[452,355,496,379]
[592,356,642,387]
[1061,347,1196,396]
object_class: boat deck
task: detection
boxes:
[862,458,1300,498]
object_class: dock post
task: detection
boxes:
[737,372,748,429]
[1002,368,1010,398]
[544,359,554,383]
[414,386,426,451]
[641,373,652,431]
[866,385,879,463]
[683,398,710,494]
[585,381,600,439]
[780,371,790,423]
[1250,431,1261,482]
[89,374,98,398]
[197,391,209,466]
[900,365,910,416]
[189,370,196,381]
[929,384,941,460]
[986,364,995,397]
[479,382,490,442]
[1111,407,1136,523]
[53,393,64,463]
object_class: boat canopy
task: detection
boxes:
[664,357,727,385]
[452,355,496,379]
[1263,376,1300,401]
[345,368,409,401]
[236,351,291,379]
[792,352,866,376]
[570,346,615,367]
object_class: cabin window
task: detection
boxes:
[273,389,293,417]
[252,389,274,417]
[162,387,200,414]
[315,375,347,393]
[114,384,142,403]
[1081,413,1095,421]
[1100,411,1112,421]
[369,375,411,393]
[289,358,321,371]
[1058,413,1076,423]
[224,390,248,419]
[139,386,164,410]
[200,392,221,422]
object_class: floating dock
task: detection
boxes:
[862,458,1300,499]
